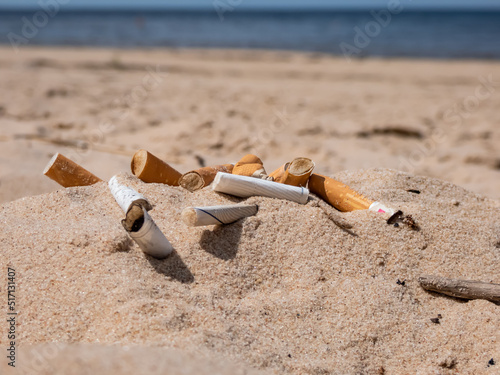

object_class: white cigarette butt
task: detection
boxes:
[108,176,172,259]
[125,205,173,259]
[212,172,309,204]
[109,175,150,213]
[182,204,258,226]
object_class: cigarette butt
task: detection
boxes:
[122,202,173,259]
[269,162,289,183]
[182,204,258,226]
[308,173,373,212]
[108,175,152,213]
[131,149,181,186]
[43,153,102,187]
[232,154,269,179]
[109,177,171,259]
[212,172,309,204]
[269,157,315,187]
[179,164,234,192]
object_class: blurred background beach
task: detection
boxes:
[0,0,499,202]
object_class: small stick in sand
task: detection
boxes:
[182,204,258,226]
[131,149,182,186]
[43,153,102,187]
[108,176,172,259]
[232,154,270,179]
[179,164,234,192]
[212,172,309,204]
[269,157,315,187]
[419,275,500,302]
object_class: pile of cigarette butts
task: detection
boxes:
[43,150,399,260]
[43,150,500,303]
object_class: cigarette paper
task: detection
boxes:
[269,157,315,187]
[232,154,269,179]
[182,204,258,226]
[308,173,373,212]
[43,153,102,187]
[131,149,181,186]
[368,201,396,216]
[179,164,234,192]
[122,203,173,259]
[212,172,309,204]
[108,175,152,213]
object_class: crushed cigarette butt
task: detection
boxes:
[232,154,270,179]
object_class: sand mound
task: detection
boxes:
[1,169,499,374]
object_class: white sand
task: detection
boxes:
[1,170,498,374]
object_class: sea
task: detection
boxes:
[1,9,499,59]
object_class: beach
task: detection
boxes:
[0,47,499,374]
[0,47,499,202]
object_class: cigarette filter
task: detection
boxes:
[131,149,181,186]
[122,203,173,259]
[212,172,309,204]
[43,153,102,187]
[232,154,269,179]
[108,175,152,213]
[308,173,373,212]
[269,157,315,187]
[179,164,234,192]
[182,204,258,226]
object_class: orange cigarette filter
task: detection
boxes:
[179,164,234,192]
[131,149,181,186]
[43,153,102,188]
[232,154,268,178]
[269,157,315,187]
[308,173,373,212]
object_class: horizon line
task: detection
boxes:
[2,5,500,11]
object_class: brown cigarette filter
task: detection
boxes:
[269,157,315,187]
[308,173,373,212]
[131,149,181,186]
[43,153,102,188]
[179,164,234,192]
[232,154,268,178]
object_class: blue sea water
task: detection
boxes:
[0,9,499,59]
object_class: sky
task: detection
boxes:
[1,0,499,10]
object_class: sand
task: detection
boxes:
[0,47,499,202]
[1,169,499,374]
[0,47,499,374]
